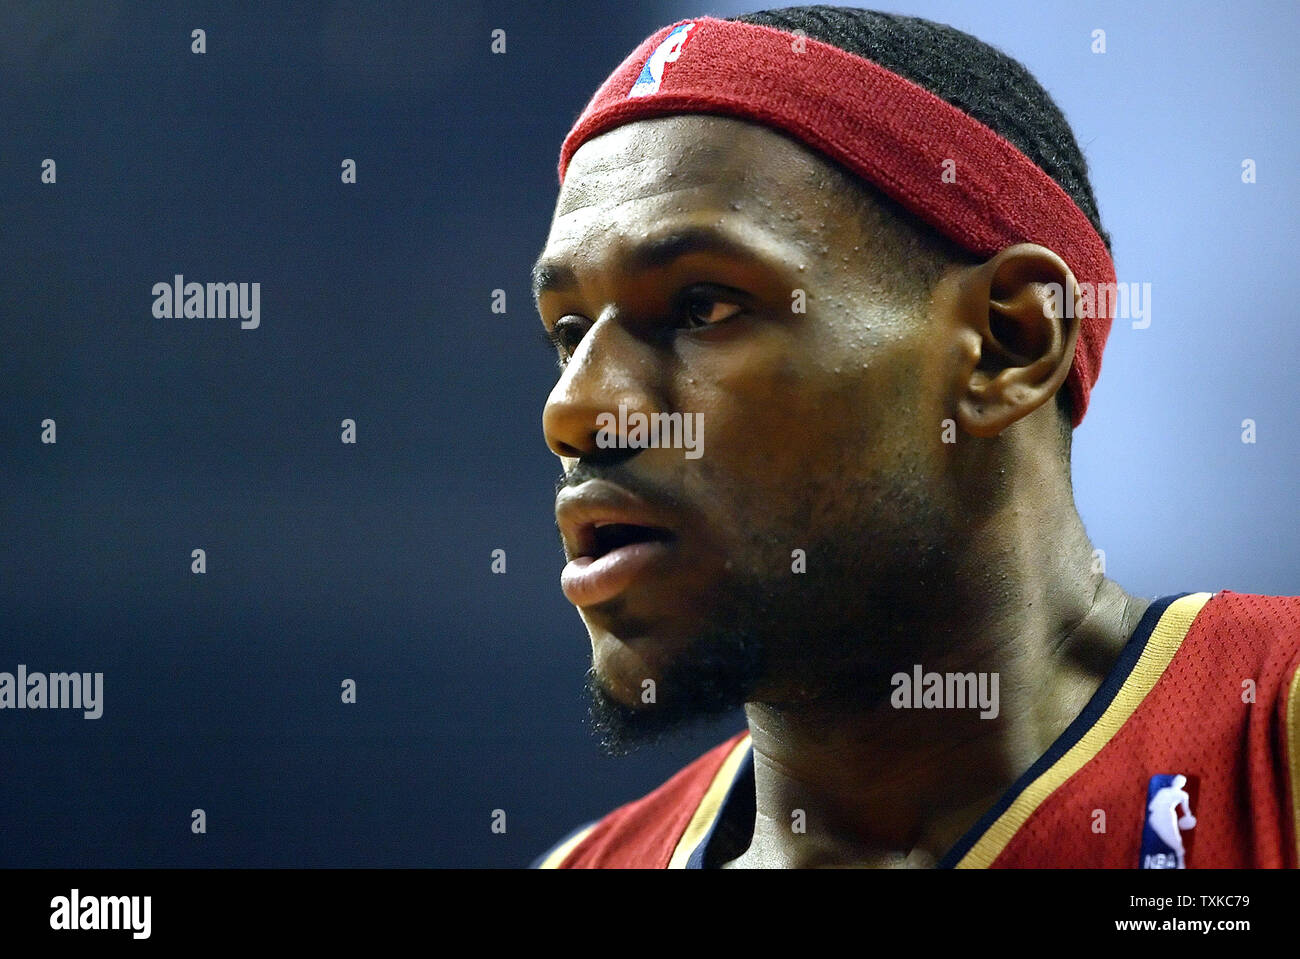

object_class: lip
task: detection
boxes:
[555,479,678,607]
[560,540,675,607]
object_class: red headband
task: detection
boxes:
[558,16,1114,427]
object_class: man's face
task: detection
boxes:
[535,115,961,745]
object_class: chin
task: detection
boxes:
[584,612,766,749]
[587,624,676,708]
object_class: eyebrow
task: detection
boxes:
[530,224,768,304]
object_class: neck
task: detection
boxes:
[726,501,1150,869]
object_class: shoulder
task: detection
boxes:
[533,729,750,869]
[1188,590,1300,640]
[1177,590,1300,679]
[1152,591,1300,865]
[1147,591,1300,733]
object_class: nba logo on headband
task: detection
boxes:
[628,21,697,97]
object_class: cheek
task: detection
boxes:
[674,343,881,539]
[680,353,815,517]
[679,322,940,536]
[700,334,893,473]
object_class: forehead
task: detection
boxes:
[546,114,849,252]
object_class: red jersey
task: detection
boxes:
[536,592,1300,868]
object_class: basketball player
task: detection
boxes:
[529,6,1300,868]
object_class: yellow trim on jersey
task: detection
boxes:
[667,734,754,868]
[1286,664,1300,867]
[955,592,1214,869]
[536,823,598,869]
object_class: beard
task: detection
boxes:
[584,608,764,757]
[584,475,962,755]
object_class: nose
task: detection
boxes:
[542,316,659,461]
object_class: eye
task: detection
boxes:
[677,287,744,330]
[540,317,588,368]
[538,286,745,369]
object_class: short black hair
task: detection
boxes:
[728,5,1108,441]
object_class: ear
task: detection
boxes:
[949,243,1079,438]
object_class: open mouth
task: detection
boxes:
[553,480,681,607]
[589,522,674,558]
[563,522,677,607]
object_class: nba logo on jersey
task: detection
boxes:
[1140,774,1198,868]
[629,21,698,97]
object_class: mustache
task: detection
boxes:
[553,463,687,515]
